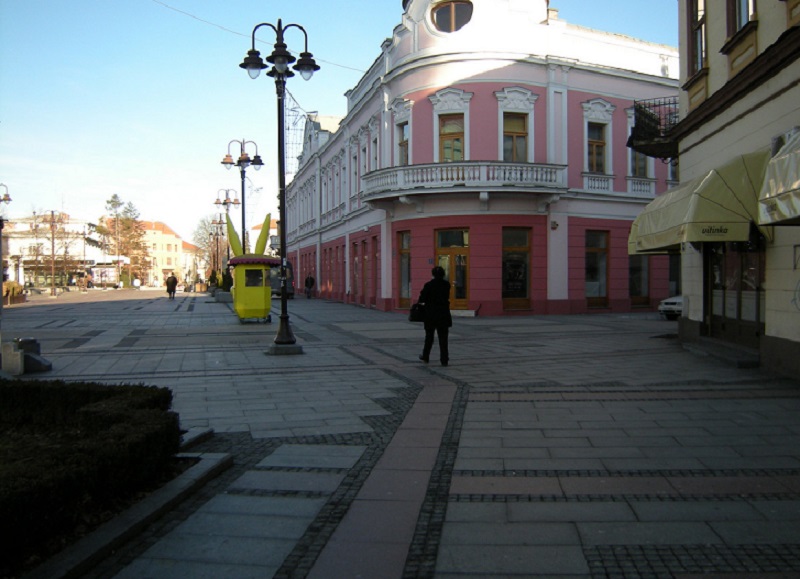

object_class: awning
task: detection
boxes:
[759,131,800,225]
[629,149,772,254]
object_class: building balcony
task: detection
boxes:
[626,97,680,160]
[362,161,567,202]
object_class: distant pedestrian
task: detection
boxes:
[418,266,452,366]
[166,273,178,300]
[133,278,141,290]
[304,273,315,299]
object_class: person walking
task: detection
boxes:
[304,273,315,299]
[417,265,452,366]
[166,273,178,300]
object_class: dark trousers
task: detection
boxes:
[422,323,449,363]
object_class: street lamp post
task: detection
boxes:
[49,211,59,296]
[214,189,240,262]
[221,141,262,254]
[0,183,12,349]
[239,18,319,348]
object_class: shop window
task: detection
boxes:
[440,114,464,163]
[436,229,469,306]
[502,228,530,310]
[432,1,473,33]
[629,255,650,306]
[585,231,609,308]
[503,113,528,163]
[398,232,411,308]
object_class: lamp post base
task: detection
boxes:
[269,314,302,355]
[266,343,304,355]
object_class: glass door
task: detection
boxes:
[436,229,469,309]
[707,234,765,348]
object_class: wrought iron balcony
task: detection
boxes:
[626,97,679,160]
[362,161,567,202]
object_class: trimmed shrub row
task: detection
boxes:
[0,379,180,576]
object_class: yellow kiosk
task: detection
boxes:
[229,255,279,323]
[225,213,276,324]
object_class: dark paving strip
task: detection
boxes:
[471,388,800,402]
[585,543,800,577]
[273,385,423,577]
[114,337,140,348]
[60,330,106,349]
[60,338,91,349]
[453,468,800,478]
[449,493,800,502]
[404,377,470,578]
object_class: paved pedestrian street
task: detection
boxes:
[8,289,800,578]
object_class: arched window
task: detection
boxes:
[432,1,473,33]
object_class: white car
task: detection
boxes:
[658,296,683,320]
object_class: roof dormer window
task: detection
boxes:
[432,1,473,33]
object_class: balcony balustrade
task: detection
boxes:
[362,161,567,201]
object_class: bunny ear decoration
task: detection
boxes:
[226,213,244,257]
[254,213,271,255]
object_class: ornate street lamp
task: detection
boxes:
[214,189,240,262]
[239,19,319,349]
[0,183,11,348]
[221,140,262,253]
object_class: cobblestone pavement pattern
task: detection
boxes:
[8,288,800,578]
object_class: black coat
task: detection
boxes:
[419,277,452,328]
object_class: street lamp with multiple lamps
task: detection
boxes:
[0,183,12,351]
[239,18,319,349]
[214,188,240,262]
[221,140,262,254]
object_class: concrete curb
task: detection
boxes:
[24,450,233,579]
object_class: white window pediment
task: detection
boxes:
[391,98,413,123]
[495,86,537,112]
[429,87,473,112]
[582,98,616,122]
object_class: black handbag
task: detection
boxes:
[408,302,426,322]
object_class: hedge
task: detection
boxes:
[0,379,181,576]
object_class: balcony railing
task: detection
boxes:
[627,97,679,160]
[362,161,567,200]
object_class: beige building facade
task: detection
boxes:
[142,221,185,287]
[630,1,800,376]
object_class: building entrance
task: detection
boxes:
[436,229,469,310]
[706,233,765,349]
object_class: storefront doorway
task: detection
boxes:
[706,232,765,349]
[435,229,469,309]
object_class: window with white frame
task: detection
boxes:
[398,123,409,166]
[588,123,606,173]
[582,99,615,175]
[495,87,537,163]
[392,98,413,167]
[430,87,473,163]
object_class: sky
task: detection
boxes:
[0,0,678,244]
